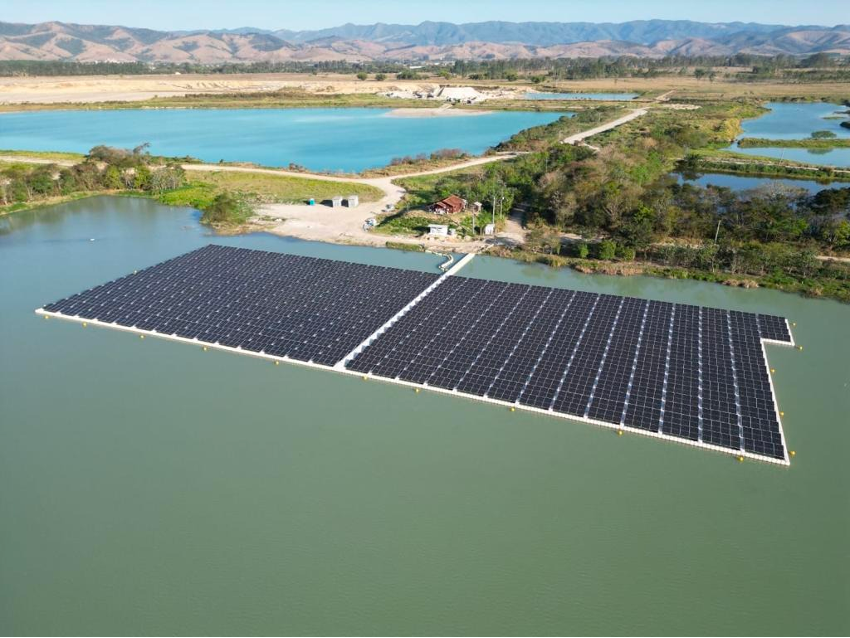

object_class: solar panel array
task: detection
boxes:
[42,245,439,366]
[348,277,792,461]
[41,245,793,462]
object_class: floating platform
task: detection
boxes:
[37,245,796,465]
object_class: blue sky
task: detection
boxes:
[3,0,845,30]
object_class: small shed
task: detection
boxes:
[472,201,483,213]
[484,223,496,236]
[347,194,359,208]
[431,195,467,215]
[331,196,343,208]
[428,224,449,237]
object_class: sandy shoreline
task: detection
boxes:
[385,107,489,118]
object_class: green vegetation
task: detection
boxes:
[0,149,85,161]
[472,99,850,302]
[2,53,848,84]
[361,149,473,178]
[385,241,425,252]
[684,151,850,181]
[496,106,623,151]
[374,214,450,237]
[1,144,185,215]
[737,137,850,149]
[1,145,381,229]
[165,170,382,210]
[199,192,251,225]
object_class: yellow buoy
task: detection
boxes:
[780,411,785,417]
[770,368,775,373]
[44,315,49,320]
[82,322,87,328]
[139,335,144,339]
[362,375,367,381]
[790,450,796,457]
[415,388,420,393]
[792,322,796,327]
[798,346,803,351]
[203,346,208,351]
[274,361,280,366]
[510,407,516,412]
[737,455,744,462]
[617,430,624,436]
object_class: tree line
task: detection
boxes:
[1,145,185,208]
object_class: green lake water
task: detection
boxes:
[1,197,848,635]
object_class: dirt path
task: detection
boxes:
[561,108,648,146]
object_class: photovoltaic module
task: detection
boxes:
[37,245,795,464]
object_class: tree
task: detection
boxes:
[133,165,152,191]
[574,241,590,258]
[103,166,122,190]
[375,73,386,81]
[356,72,368,81]
[597,240,617,260]
[201,192,242,224]
[811,130,837,139]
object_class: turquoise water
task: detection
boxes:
[738,102,850,140]
[677,172,839,194]
[725,102,850,167]
[1,197,849,635]
[527,92,638,101]
[0,108,562,173]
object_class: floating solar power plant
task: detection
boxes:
[39,245,440,367]
[38,246,795,464]
[347,277,795,464]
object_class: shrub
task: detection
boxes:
[574,241,590,258]
[616,245,637,261]
[597,240,617,261]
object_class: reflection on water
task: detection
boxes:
[724,102,850,168]
[675,171,838,194]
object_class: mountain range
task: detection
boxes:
[1,20,849,63]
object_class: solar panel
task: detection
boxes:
[348,276,794,463]
[39,246,795,464]
[41,245,439,367]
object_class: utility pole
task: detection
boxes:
[714,218,722,244]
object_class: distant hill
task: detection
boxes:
[1,19,848,63]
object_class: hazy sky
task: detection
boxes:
[3,0,845,31]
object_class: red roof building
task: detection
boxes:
[431,195,467,215]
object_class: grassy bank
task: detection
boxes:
[0,149,85,161]
[689,150,850,181]
[737,138,850,149]
[162,170,382,210]
[493,246,850,303]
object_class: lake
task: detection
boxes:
[526,91,638,101]
[725,102,850,167]
[677,172,840,194]
[1,197,848,635]
[0,108,563,173]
